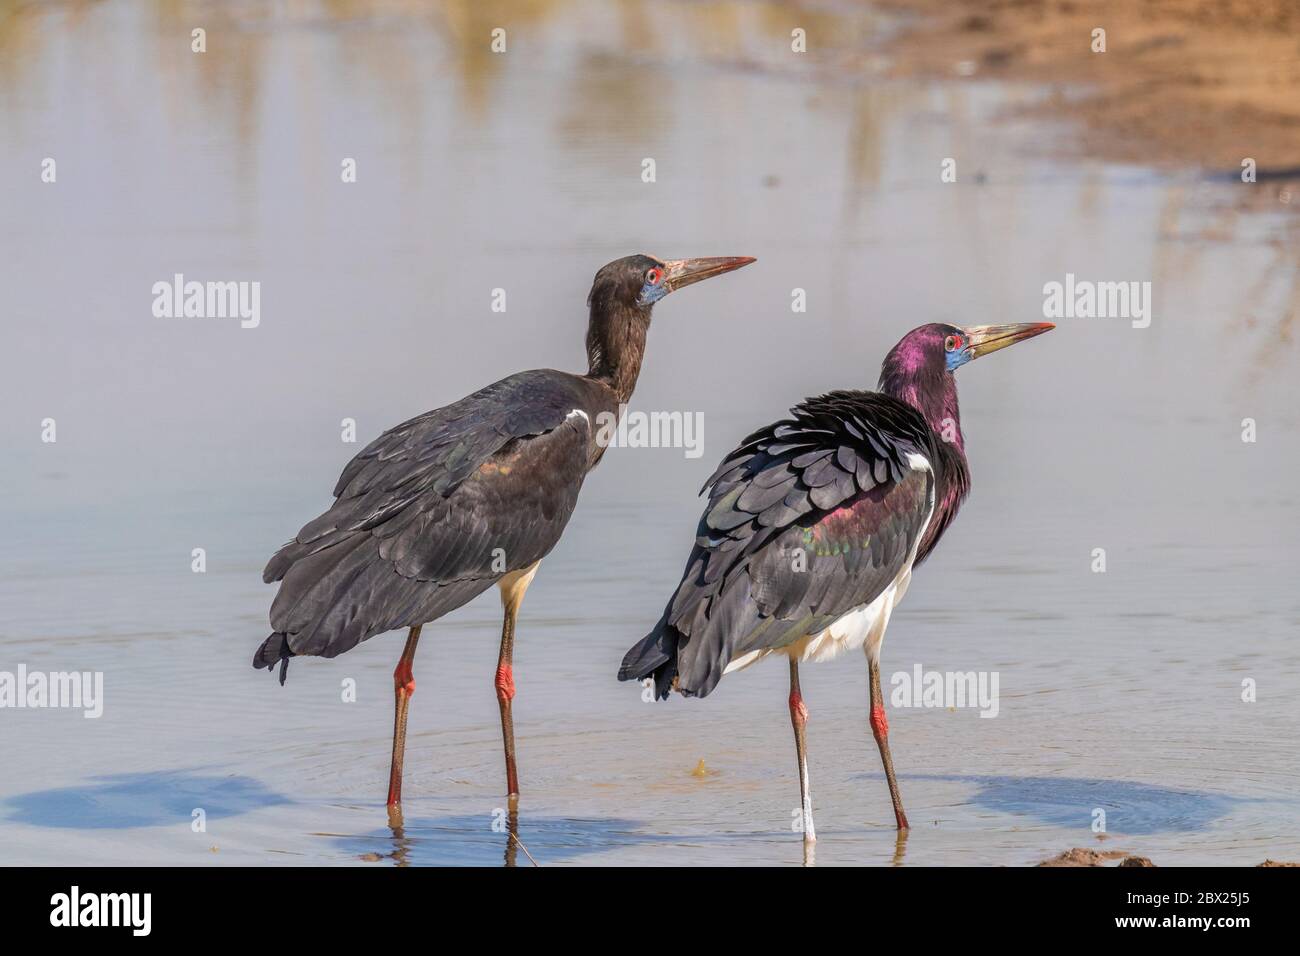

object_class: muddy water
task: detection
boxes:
[2,0,1298,866]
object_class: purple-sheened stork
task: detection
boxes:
[620,322,1053,837]
[254,253,754,818]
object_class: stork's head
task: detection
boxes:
[881,321,1055,383]
[585,253,755,400]
[587,253,756,318]
[879,322,1054,446]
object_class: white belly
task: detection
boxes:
[797,565,913,663]
[722,565,913,674]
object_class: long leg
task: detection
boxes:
[495,604,520,803]
[495,563,539,806]
[788,657,815,842]
[868,653,909,830]
[386,625,422,810]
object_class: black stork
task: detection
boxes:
[619,321,1053,837]
[255,253,755,815]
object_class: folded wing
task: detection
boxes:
[257,370,598,663]
[622,391,937,698]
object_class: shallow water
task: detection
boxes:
[2,0,1298,866]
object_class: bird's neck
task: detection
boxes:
[585,305,650,407]
[879,367,965,454]
[880,366,972,563]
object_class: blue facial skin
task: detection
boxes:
[638,277,669,305]
[945,337,974,372]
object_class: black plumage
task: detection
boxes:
[253,254,754,674]
[255,369,613,666]
[250,251,756,812]
[620,390,950,700]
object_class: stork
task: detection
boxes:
[620,322,1053,837]
[255,253,755,816]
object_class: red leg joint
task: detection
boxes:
[394,661,416,696]
[495,663,516,703]
[870,704,889,740]
[788,691,809,726]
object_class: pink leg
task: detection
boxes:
[869,654,909,830]
[386,625,422,809]
[788,658,815,842]
[496,612,520,803]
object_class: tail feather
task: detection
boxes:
[252,632,294,685]
[618,616,680,701]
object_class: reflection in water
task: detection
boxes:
[378,801,535,867]
[0,0,1293,373]
[439,0,572,118]
[504,806,540,867]
[373,812,414,867]
[891,827,907,866]
[1152,177,1300,389]
[344,812,656,867]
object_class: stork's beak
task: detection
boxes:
[963,322,1055,360]
[662,256,756,292]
